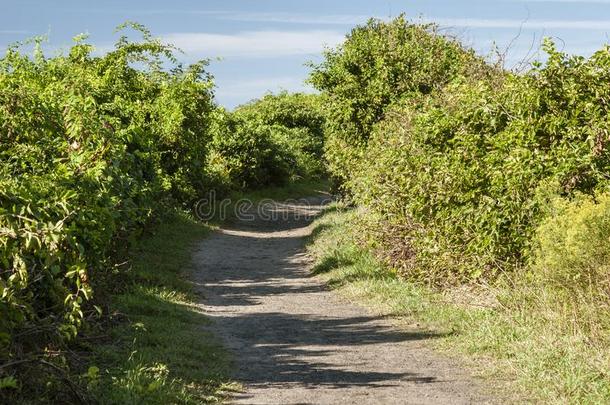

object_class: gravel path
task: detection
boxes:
[192,196,492,405]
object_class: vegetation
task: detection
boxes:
[308,16,486,187]
[311,16,610,282]
[2,11,610,404]
[207,111,293,191]
[307,15,610,403]
[235,92,326,178]
[1,23,216,384]
[307,206,610,403]
[89,212,235,404]
[351,39,610,282]
[204,92,325,194]
[0,25,323,402]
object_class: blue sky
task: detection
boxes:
[1,0,609,108]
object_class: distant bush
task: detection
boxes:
[236,92,325,149]
[235,92,326,178]
[206,92,326,192]
[207,111,292,190]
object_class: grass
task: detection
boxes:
[307,204,610,404]
[88,211,238,404]
[86,179,329,404]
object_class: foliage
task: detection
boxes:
[532,193,610,302]
[354,40,610,281]
[89,211,235,404]
[207,110,293,190]
[236,91,325,153]
[208,92,327,191]
[0,24,215,380]
[309,15,484,186]
[235,92,326,180]
[315,15,610,282]
[0,23,330,400]
[308,14,610,403]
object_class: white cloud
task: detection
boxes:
[216,76,312,98]
[0,30,30,35]
[161,12,610,33]
[218,12,378,25]
[203,10,610,32]
[431,17,610,30]
[75,8,376,24]
[162,30,344,58]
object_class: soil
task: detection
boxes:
[192,195,493,404]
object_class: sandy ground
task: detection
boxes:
[192,196,493,405]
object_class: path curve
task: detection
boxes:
[192,195,492,405]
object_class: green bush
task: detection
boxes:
[314,14,610,282]
[207,111,292,190]
[235,92,326,178]
[0,25,215,361]
[236,92,324,149]
[207,92,327,191]
[351,40,610,282]
[309,15,484,187]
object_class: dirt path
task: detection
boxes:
[192,196,492,404]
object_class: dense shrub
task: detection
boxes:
[0,25,215,361]
[351,40,610,281]
[314,15,610,282]
[207,92,327,191]
[309,15,484,187]
[236,92,324,149]
[235,92,326,178]
[309,21,610,397]
[207,111,293,190]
